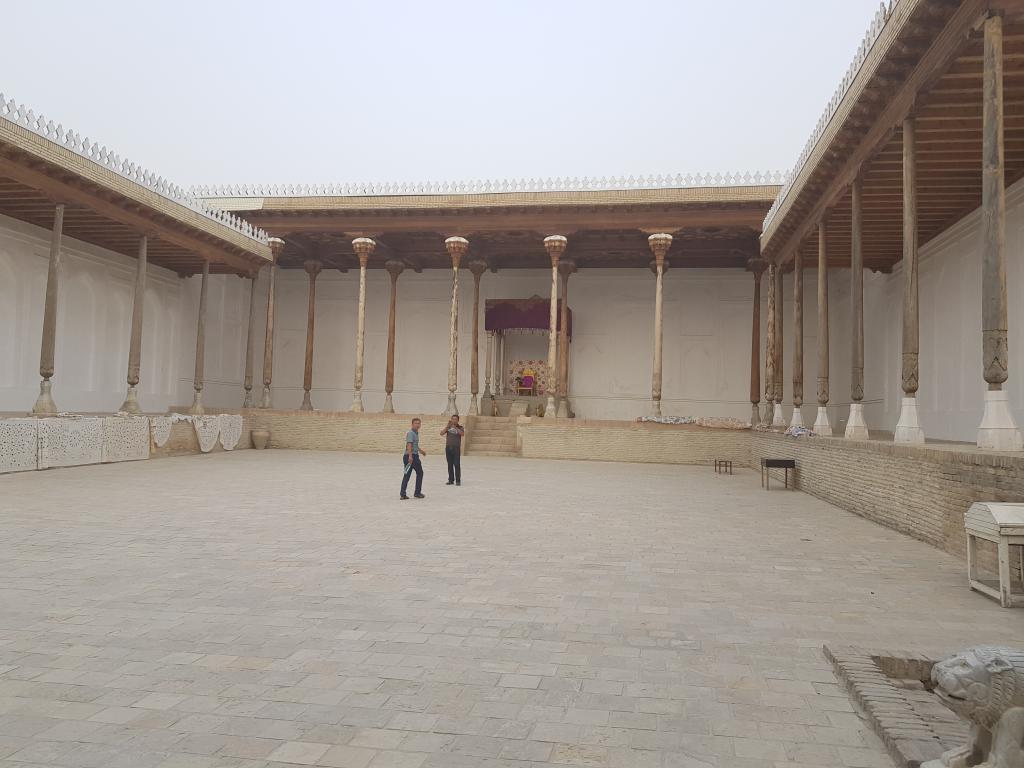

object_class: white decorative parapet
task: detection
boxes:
[37,416,103,469]
[0,91,268,246]
[762,0,897,233]
[169,412,221,453]
[101,416,150,463]
[150,416,172,448]
[192,171,788,199]
[219,414,243,451]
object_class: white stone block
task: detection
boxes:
[977,389,1024,451]
[37,417,103,469]
[0,418,38,474]
[894,397,925,444]
[101,416,150,463]
[845,403,869,440]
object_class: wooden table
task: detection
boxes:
[761,458,795,490]
[714,459,733,474]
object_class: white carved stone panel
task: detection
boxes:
[0,418,38,474]
[150,416,172,448]
[219,414,243,451]
[101,416,150,463]
[37,417,103,469]
[192,415,220,453]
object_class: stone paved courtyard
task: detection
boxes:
[1,451,1022,768]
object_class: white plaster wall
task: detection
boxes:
[0,213,185,415]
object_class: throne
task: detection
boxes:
[516,370,536,396]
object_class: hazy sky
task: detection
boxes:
[1,1,883,188]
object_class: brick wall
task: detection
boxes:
[750,432,1024,558]
[518,419,749,464]
[151,419,254,458]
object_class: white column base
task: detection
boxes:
[242,388,254,409]
[651,398,662,418]
[761,402,773,425]
[751,403,761,427]
[789,406,803,429]
[844,403,869,440]
[977,389,1024,451]
[31,379,57,416]
[771,402,786,428]
[556,397,568,418]
[813,406,832,436]
[259,386,272,409]
[351,392,364,413]
[382,393,395,413]
[444,393,458,416]
[120,385,141,415]
[894,396,924,444]
[469,395,479,416]
[189,390,204,416]
[541,394,557,418]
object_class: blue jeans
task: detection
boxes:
[401,454,423,496]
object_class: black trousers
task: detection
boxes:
[401,454,423,496]
[445,446,461,483]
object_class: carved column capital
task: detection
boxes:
[385,258,405,280]
[647,232,673,267]
[445,236,469,268]
[543,234,567,265]
[303,259,323,279]
[747,257,768,276]
[468,258,488,280]
[558,259,577,278]
[352,237,376,267]
[648,259,670,275]
[268,237,285,260]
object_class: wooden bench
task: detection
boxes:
[761,458,795,490]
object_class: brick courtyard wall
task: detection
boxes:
[518,419,749,465]
[750,432,1024,559]
[151,419,254,458]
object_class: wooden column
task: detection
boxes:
[383,259,404,413]
[748,260,765,426]
[260,238,284,408]
[350,238,375,413]
[772,262,785,427]
[895,119,924,443]
[31,203,65,415]
[979,13,1023,450]
[444,237,468,416]
[300,259,322,411]
[468,259,487,415]
[189,260,210,415]
[846,175,869,439]
[484,330,494,410]
[497,331,505,397]
[648,234,672,418]
[790,250,804,428]
[120,235,148,414]
[764,261,777,425]
[814,221,832,435]
[557,259,576,418]
[242,271,259,407]
[542,235,566,418]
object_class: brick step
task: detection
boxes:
[468,438,516,449]
[466,449,519,457]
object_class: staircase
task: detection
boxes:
[466,416,519,457]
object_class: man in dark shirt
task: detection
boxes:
[440,415,465,486]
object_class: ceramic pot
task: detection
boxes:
[251,428,270,450]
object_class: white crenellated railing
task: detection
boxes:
[192,171,787,199]
[0,92,269,245]
[762,0,898,233]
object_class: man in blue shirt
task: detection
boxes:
[400,417,426,500]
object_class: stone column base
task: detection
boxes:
[189,390,204,416]
[468,395,479,416]
[771,402,786,428]
[444,393,458,416]
[845,403,869,440]
[351,393,364,413]
[382,393,395,413]
[789,405,803,429]
[894,396,925,444]
[31,378,57,416]
[259,386,272,409]
[762,401,773,425]
[242,388,254,408]
[813,406,832,436]
[977,388,1024,451]
[300,391,313,411]
[650,399,662,418]
[543,395,557,418]
[751,403,761,427]
[120,385,141,415]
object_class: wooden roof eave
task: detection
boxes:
[760,0,988,263]
[0,122,272,272]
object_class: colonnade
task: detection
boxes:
[748,11,1022,450]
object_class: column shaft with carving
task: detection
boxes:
[542,236,566,417]
[814,221,832,435]
[484,330,494,412]
[383,260,404,413]
[351,238,375,412]
[790,250,804,428]
[120,235,148,414]
[772,263,785,427]
[242,271,259,407]
[468,260,486,415]
[301,259,322,411]
[749,261,765,425]
[648,234,672,417]
[260,238,285,408]
[978,13,1023,450]
[847,175,869,439]
[895,119,924,443]
[189,260,210,415]
[764,261,777,425]
[32,203,65,415]
[444,237,468,415]
[557,260,576,417]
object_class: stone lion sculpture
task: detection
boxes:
[923,646,1024,768]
